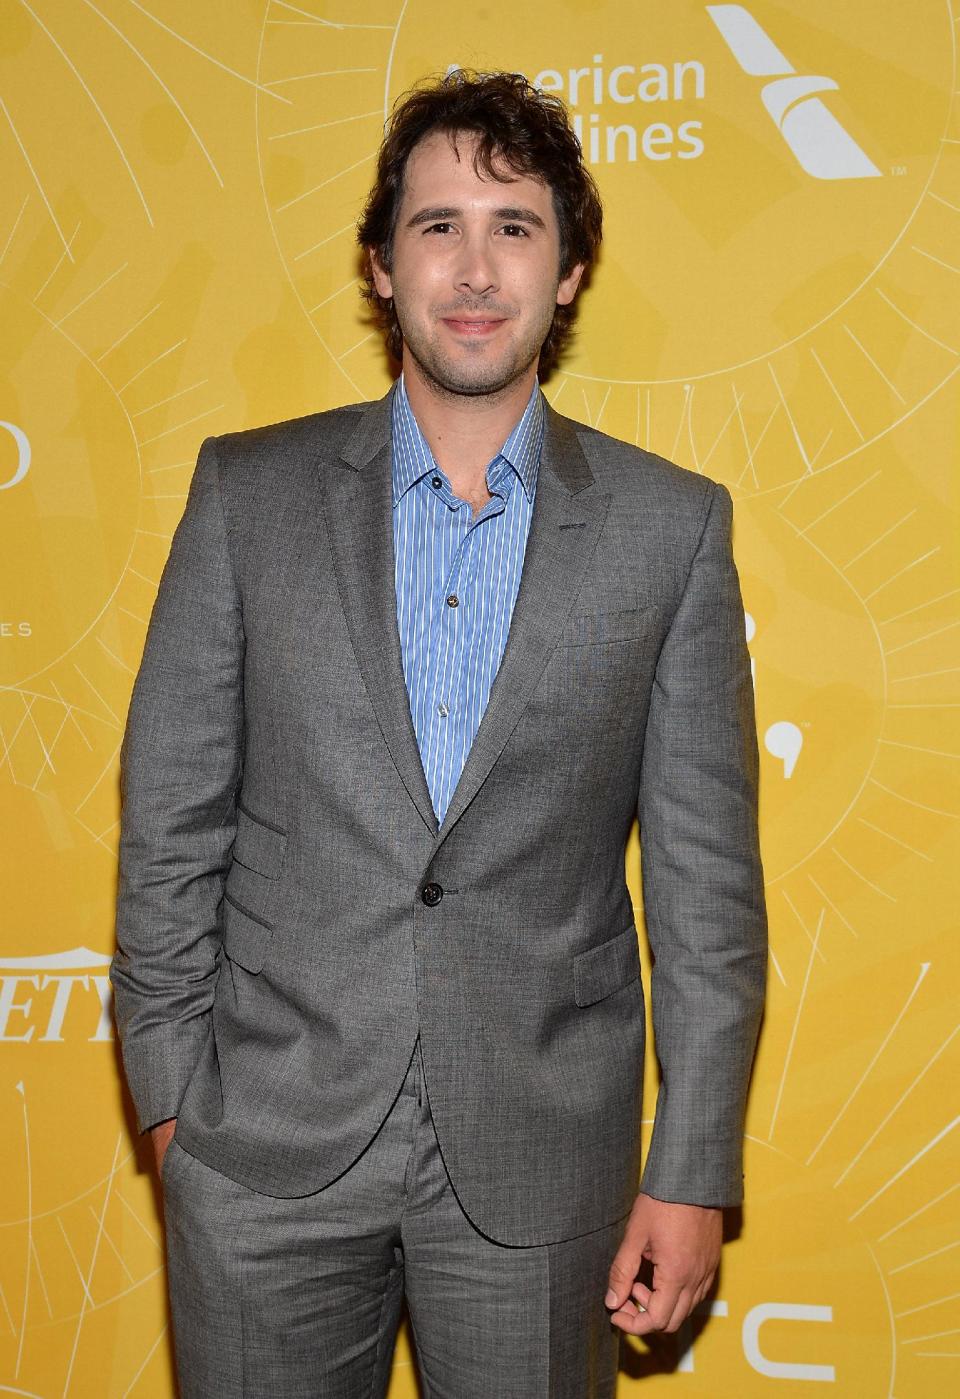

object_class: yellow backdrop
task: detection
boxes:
[1,2,958,1395]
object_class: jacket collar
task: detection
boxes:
[339,378,596,497]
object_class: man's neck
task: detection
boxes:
[401,354,537,499]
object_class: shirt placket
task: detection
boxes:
[428,472,507,820]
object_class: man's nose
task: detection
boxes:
[453,234,499,297]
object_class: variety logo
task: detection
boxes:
[0,947,113,1042]
[707,4,881,180]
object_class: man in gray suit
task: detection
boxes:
[112,69,767,1397]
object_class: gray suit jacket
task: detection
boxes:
[111,381,767,1247]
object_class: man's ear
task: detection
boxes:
[557,261,585,307]
[368,247,393,300]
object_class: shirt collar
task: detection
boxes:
[391,372,543,508]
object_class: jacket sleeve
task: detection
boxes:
[637,480,768,1207]
[110,435,244,1133]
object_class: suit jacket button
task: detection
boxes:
[421,882,443,906]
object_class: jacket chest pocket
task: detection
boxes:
[538,600,658,722]
[558,601,656,648]
[222,803,287,974]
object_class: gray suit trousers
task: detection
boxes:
[162,1038,623,1397]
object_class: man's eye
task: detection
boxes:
[425,222,454,234]
[501,224,529,237]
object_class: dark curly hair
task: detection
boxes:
[356,69,603,375]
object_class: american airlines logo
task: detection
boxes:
[511,4,881,176]
[0,947,113,1042]
[707,3,881,180]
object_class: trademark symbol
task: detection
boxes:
[890,164,907,176]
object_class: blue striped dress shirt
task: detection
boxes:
[392,373,543,826]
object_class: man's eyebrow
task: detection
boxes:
[405,205,548,230]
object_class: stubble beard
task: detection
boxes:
[396,300,556,402]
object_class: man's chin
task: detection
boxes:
[407,345,537,399]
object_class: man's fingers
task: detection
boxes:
[691,1270,716,1311]
[610,1279,683,1336]
[662,1265,720,1331]
[604,1238,645,1311]
[150,1118,177,1176]
[642,1280,684,1334]
[611,1302,658,1336]
[609,1308,657,1336]
[661,1285,696,1335]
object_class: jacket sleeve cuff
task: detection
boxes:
[116,1014,211,1135]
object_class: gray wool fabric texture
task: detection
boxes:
[161,1037,623,1397]
[111,380,767,1390]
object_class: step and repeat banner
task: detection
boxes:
[1,2,958,1395]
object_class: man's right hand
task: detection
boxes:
[150,1117,177,1175]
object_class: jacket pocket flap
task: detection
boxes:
[560,603,655,647]
[222,891,272,973]
[573,924,641,1007]
[232,804,286,877]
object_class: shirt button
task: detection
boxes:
[431,475,442,489]
[437,702,449,718]
[421,882,443,906]
[446,594,459,608]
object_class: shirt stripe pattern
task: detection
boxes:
[392,373,543,826]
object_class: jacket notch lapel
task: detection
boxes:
[434,403,610,843]
[319,386,439,836]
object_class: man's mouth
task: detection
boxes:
[441,317,507,337]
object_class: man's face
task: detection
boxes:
[369,129,584,397]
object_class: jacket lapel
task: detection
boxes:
[436,402,610,841]
[320,383,439,836]
[318,384,610,846]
